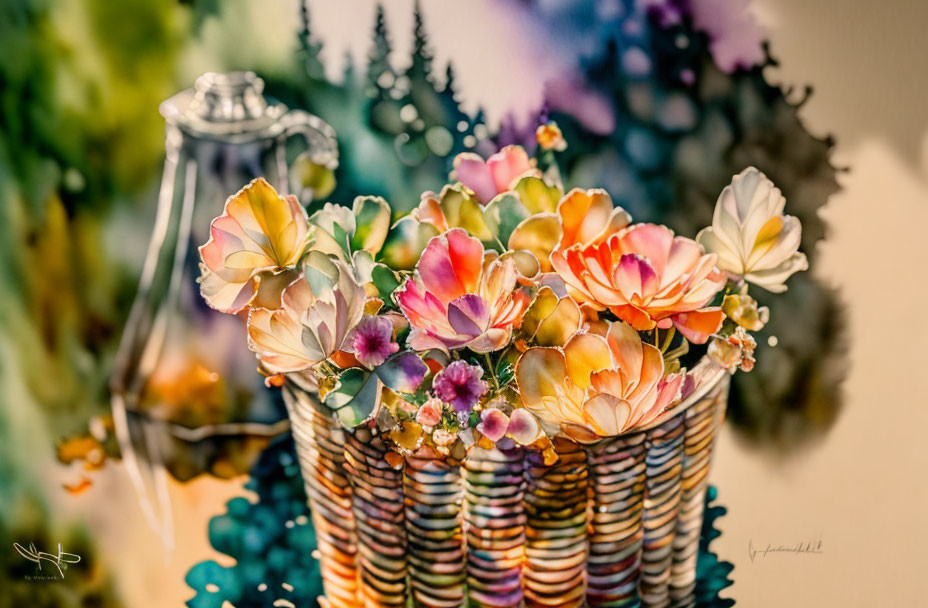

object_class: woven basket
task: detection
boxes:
[282,360,728,608]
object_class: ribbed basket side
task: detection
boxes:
[523,438,589,608]
[669,377,729,606]
[586,432,647,607]
[465,445,526,607]
[640,414,686,608]
[343,429,409,608]
[403,447,466,608]
[282,386,361,608]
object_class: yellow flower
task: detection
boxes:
[198,178,311,313]
[697,168,808,293]
[535,122,567,151]
[722,292,769,331]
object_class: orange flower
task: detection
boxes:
[535,122,567,151]
[516,321,683,441]
[551,223,726,344]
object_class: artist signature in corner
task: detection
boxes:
[749,538,824,563]
[13,542,82,580]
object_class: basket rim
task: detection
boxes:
[283,355,727,444]
[631,356,727,435]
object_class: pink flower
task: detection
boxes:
[346,315,399,368]
[416,397,444,427]
[551,223,727,344]
[452,145,539,204]
[432,361,489,414]
[506,409,543,445]
[476,408,510,443]
[396,229,530,353]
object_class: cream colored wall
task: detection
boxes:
[714,0,928,605]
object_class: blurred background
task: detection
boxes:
[0,0,925,606]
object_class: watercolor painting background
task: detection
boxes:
[1,1,926,606]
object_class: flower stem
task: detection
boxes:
[660,327,676,354]
[484,352,501,392]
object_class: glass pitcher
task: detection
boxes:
[110,71,337,544]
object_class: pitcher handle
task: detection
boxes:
[275,109,338,201]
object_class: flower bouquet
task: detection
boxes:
[197,127,806,608]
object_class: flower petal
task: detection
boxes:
[582,394,632,436]
[487,145,536,195]
[508,213,562,273]
[671,308,725,344]
[507,409,542,445]
[477,408,510,442]
[375,352,427,394]
[447,294,489,338]
[516,347,569,409]
[557,188,629,249]
[564,333,612,390]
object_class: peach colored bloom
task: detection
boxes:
[416,397,444,427]
[432,429,457,447]
[452,145,539,204]
[708,327,757,372]
[396,228,530,353]
[551,223,726,344]
[246,253,366,374]
[555,188,632,251]
[722,292,768,332]
[516,322,683,441]
[697,167,807,293]
[199,178,311,313]
[507,187,630,276]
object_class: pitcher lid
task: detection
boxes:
[160,71,287,141]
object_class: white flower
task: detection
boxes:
[697,167,808,293]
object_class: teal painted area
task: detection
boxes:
[185,437,323,607]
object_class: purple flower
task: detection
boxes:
[347,315,399,368]
[433,361,489,414]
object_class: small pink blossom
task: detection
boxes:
[432,360,489,413]
[452,145,538,204]
[347,315,399,368]
[432,429,456,446]
[476,408,510,443]
[416,398,444,427]
[507,409,542,445]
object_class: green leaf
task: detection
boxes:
[483,192,530,246]
[514,176,562,214]
[379,216,440,270]
[323,368,383,427]
[370,263,402,300]
[302,250,338,295]
[374,352,427,393]
[438,184,495,243]
[350,196,391,254]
